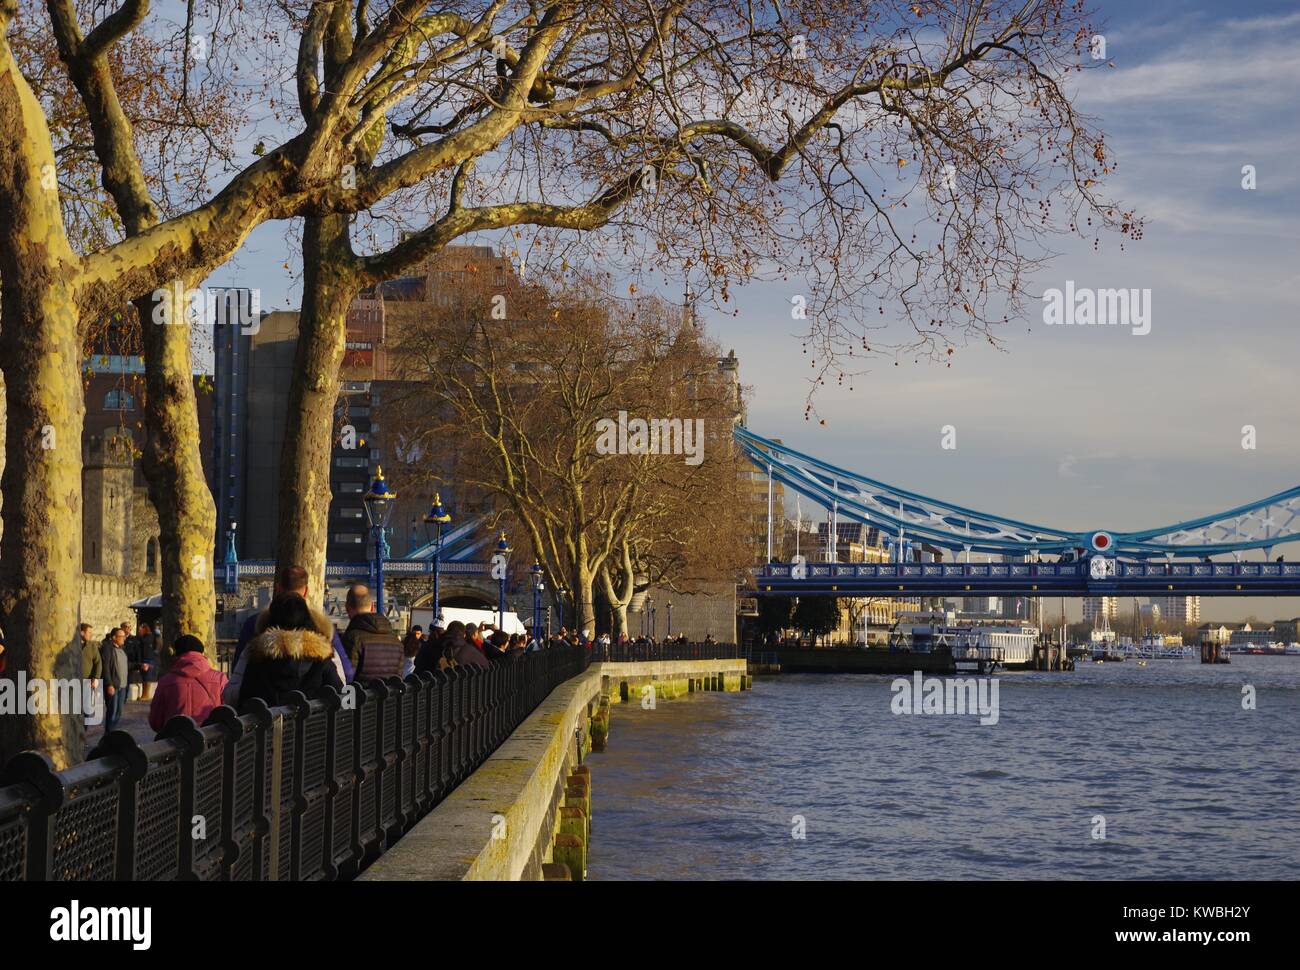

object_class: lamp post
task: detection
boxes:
[530,562,545,642]
[667,600,673,639]
[224,521,239,594]
[494,531,512,630]
[646,596,654,639]
[557,584,568,632]
[423,492,451,619]
[362,467,398,614]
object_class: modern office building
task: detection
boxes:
[210,289,255,557]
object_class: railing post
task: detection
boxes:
[411,672,435,816]
[314,685,339,882]
[0,752,64,881]
[350,684,380,873]
[283,691,311,881]
[95,730,148,880]
[156,715,206,881]
[453,668,470,782]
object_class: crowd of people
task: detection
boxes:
[78,618,170,733]
[80,563,716,737]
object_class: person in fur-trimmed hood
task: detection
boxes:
[233,565,354,683]
[228,592,344,709]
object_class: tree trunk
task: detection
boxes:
[276,215,356,600]
[137,283,216,655]
[575,561,597,636]
[598,561,635,638]
[0,35,88,766]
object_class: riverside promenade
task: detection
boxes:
[0,644,746,882]
[361,657,750,881]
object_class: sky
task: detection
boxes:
[204,1,1300,622]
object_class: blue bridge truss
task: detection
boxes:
[736,426,1300,598]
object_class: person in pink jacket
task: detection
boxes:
[148,635,229,732]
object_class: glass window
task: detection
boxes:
[104,388,136,410]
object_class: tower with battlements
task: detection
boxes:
[82,431,135,576]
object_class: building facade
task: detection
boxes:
[1151,595,1201,623]
[1082,595,1119,621]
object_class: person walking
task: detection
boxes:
[148,635,228,731]
[101,626,129,732]
[137,621,161,702]
[79,623,102,725]
[231,593,344,709]
[484,630,511,662]
[413,623,450,674]
[122,621,145,703]
[234,565,354,683]
[401,625,425,678]
[341,585,405,682]
[79,623,102,686]
[442,620,489,669]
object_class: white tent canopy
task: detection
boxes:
[409,605,527,636]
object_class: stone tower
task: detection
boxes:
[82,430,135,576]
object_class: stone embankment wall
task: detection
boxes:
[360,659,750,881]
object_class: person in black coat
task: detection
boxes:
[238,592,343,709]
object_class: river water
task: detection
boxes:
[586,656,1300,879]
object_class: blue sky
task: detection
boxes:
[207,1,1300,620]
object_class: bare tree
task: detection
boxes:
[276,0,1137,584]
[387,272,746,634]
[0,0,1134,765]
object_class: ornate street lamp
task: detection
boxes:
[493,531,512,630]
[667,600,673,638]
[363,466,397,613]
[423,492,451,619]
[529,561,545,642]
[557,584,568,632]
[224,521,239,594]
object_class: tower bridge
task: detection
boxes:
[736,426,1300,598]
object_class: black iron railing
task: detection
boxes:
[0,644,588,882]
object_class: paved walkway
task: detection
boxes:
[85,697,159,748]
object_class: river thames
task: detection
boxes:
[587,656,1300,879]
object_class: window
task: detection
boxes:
[104,388,135,411]
[339,507,364,520]
[338,481,364,495]
[335,456,368,468]
[332,533,364,544]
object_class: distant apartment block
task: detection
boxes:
[1151,595,1200,623]
[1082,595,1119,621]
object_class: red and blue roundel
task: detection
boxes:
[1090,531,1114,553]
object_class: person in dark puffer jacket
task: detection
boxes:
[237,592,343,709]
[341,585,405,682]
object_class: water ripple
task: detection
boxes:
[587,656,1300,880]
